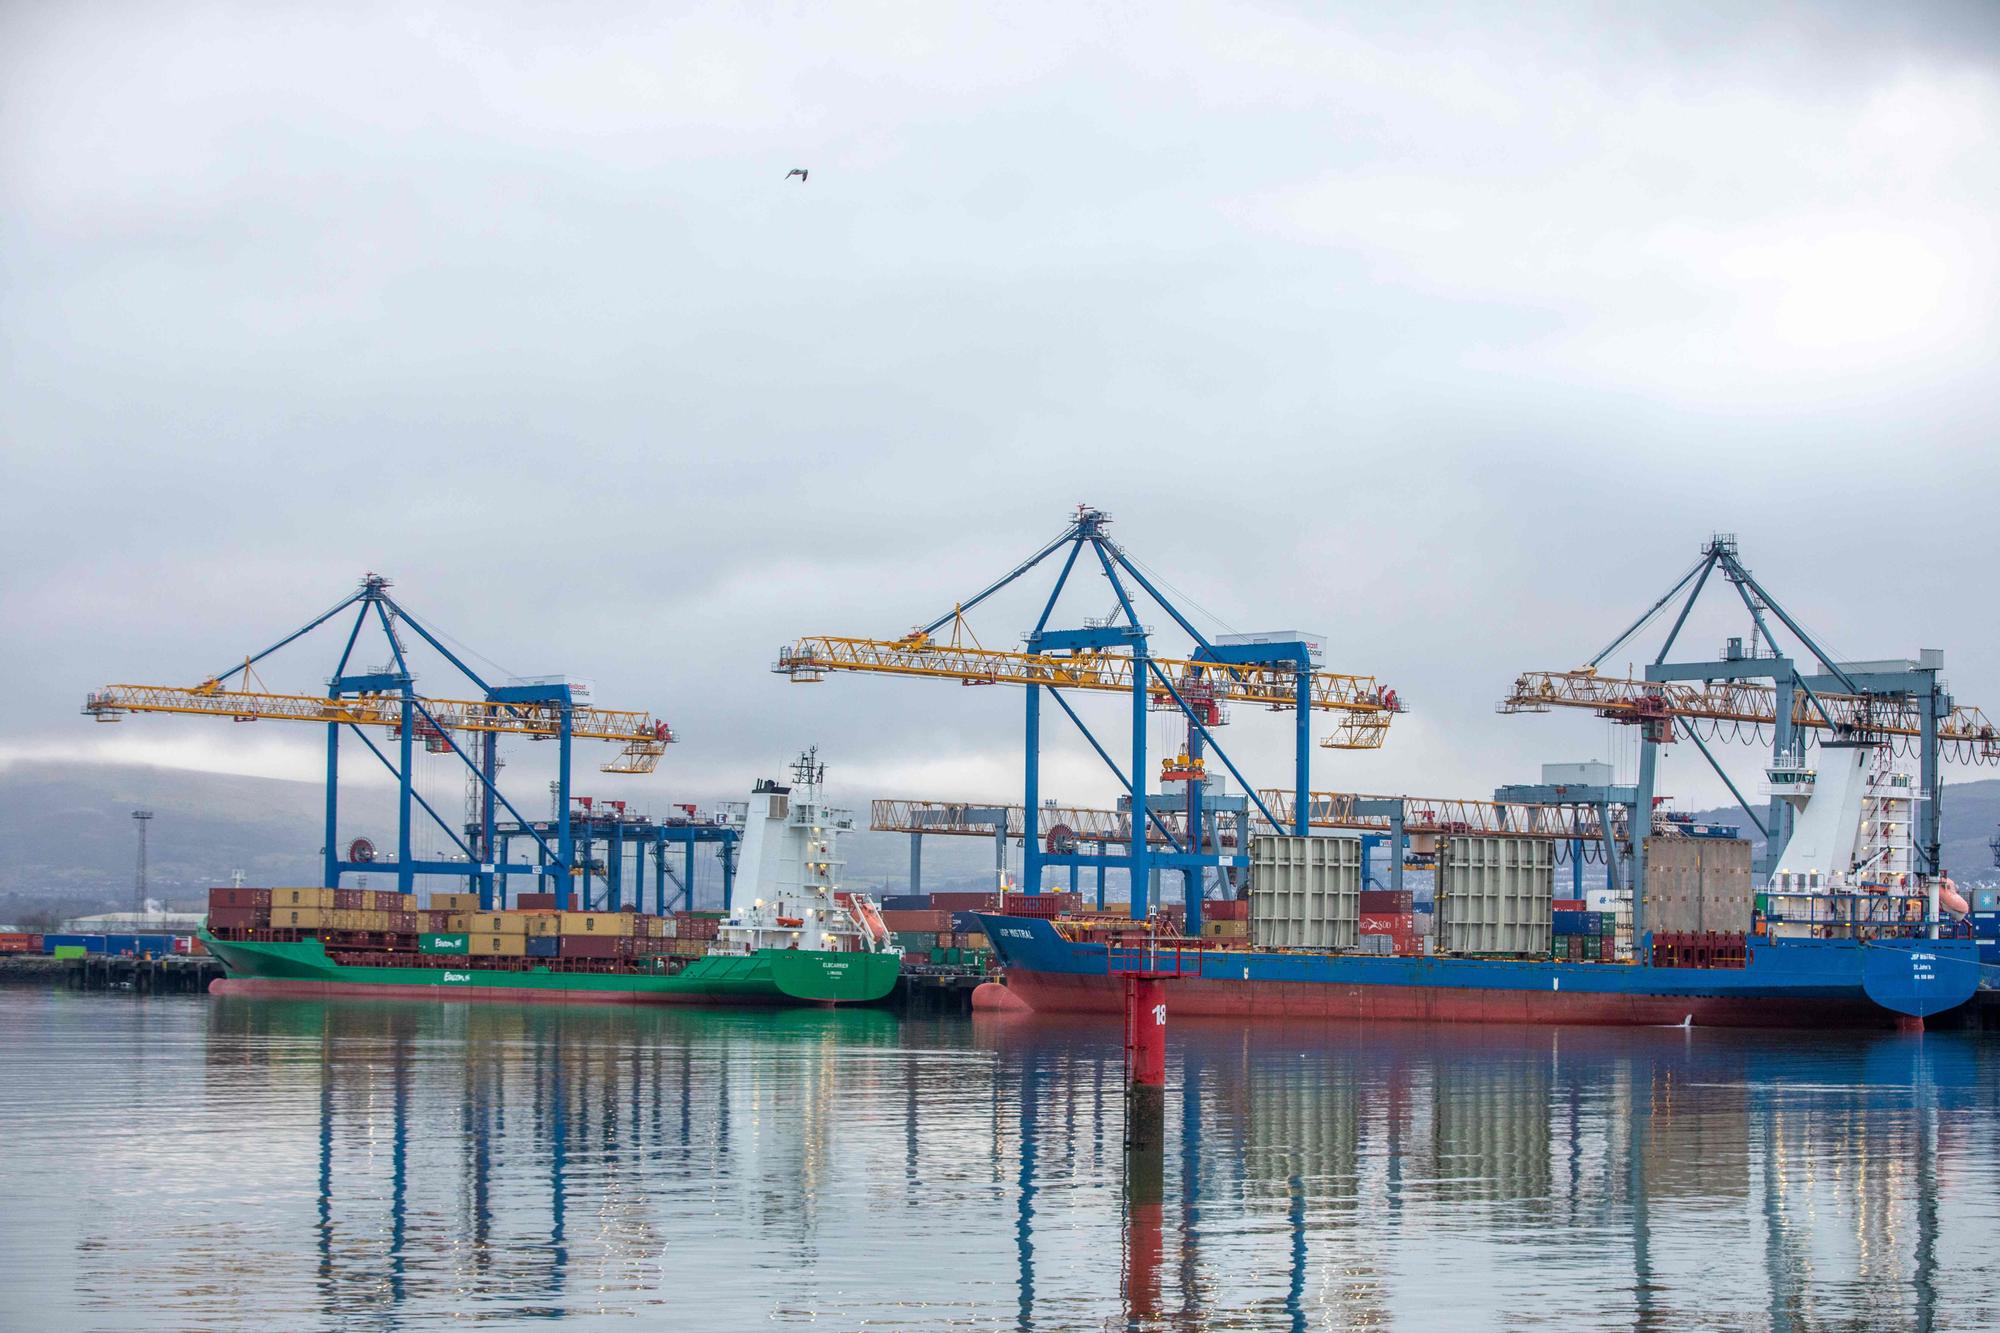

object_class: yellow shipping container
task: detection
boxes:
[272,887,335,909]
[469,912,527,935]
[446,913,471,932]
[271,907,327,928]
[469,934,528,956]
[560,912,635,937]
[962,932,989,951]
[432,892,480,912]
[520,912,560,937]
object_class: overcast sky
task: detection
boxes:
[3,2,1997,832]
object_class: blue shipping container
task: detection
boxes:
[1552,910,1591,937]
[42,934,107,955]
[526,935,560,958]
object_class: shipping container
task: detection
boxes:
[1204,898,1249,923]
[882,910,953,933]
[470,934,529,956]
[1642,838,1753,935]
[209,887,273,909]
[470,912,528,935]
[516,892,560,910]
[206,905,267,929]
[559,912,635,937]
[430,891,480,912]
[270,908,327,929]
[272,887,335,909]
[558,934,625,958]
[1358,889,1414,914]
[1250,834,1361,950]
[526,934,561,958]
[0,933,42,954]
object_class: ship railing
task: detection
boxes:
[1105,940,1220,979]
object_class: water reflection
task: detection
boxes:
[0,991,1991,1331]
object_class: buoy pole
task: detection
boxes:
[1124,973,1166,1149]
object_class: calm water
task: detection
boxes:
[1,990,1995,1332]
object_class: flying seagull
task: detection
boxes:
[785,168,808,182]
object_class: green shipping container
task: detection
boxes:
[419,933,469,954]
[929,947,946,965]
[53,945,87,960]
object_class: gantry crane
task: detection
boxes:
[1500,535,1996,935]
[778,505,1401,930]
[83,574,674,900]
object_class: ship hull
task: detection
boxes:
[975,915,1983,1029]
[201,932,900,1007]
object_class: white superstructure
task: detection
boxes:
[713,751,896,957]
[1762,738,1935,940]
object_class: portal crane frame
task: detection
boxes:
[83,574,674,902]
[781,506,1399,931]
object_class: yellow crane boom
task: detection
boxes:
[778,635,1398,748]
[1501,669,2000,757]
[83,683,676,774]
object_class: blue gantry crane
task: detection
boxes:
[777,505,1401,932]
[85,574,676,905]
[1502,534,1998,938]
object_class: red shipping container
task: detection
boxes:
[1358,912,1414,935]
[559,934,625,958]
[880,910,952,933]
[387,911,417,933]
[927,892,1001,911]
[1552,898,1586,912]
[1358,890,1413,914]
[516,892,559,910]
[206,905,268,929]
[333,889,369,910]
[1205,898,1249,922]
[209,887,274,909]
[0,933,41,954]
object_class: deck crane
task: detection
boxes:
[777,505,1401,931]
[83,574,674,902]
[1499,535,1996,938]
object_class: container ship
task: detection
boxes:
[976,742,1987,1029]
[203,757,901,1007]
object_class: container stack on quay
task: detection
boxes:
[205,887,731,970]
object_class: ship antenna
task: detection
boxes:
[792,746,824,788]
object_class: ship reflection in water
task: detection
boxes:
[1,992,1995,1330]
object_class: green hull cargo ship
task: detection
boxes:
[203,755,902,1009]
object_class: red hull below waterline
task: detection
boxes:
[208,977,801,1007]
[1001,970,1896,1030]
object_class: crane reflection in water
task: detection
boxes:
[130,998,1995,1331]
